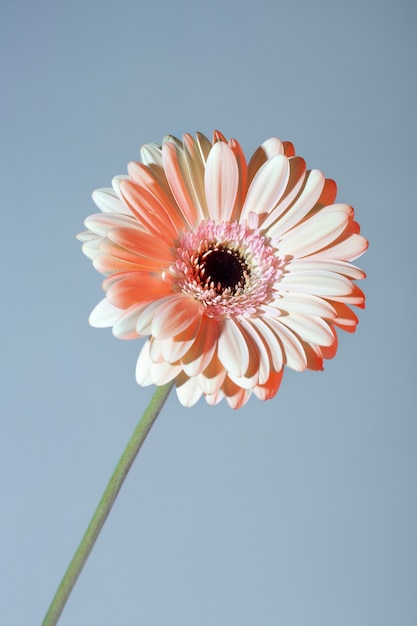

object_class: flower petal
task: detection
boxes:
[253,369,284,401]
[162,141,200,226]
[89,298,122,328]
[240,155,289,223]
[271,292,336,318]
[267,169,326,239]
[217,318,250,378]
[278,312,335,347]
[264,317,308,371]
[277,205,352,257]
[107,226,173,264]
[175,373,204,407]
[151,294,202,340]
[199,355,227,395]
[92,188,130,215]
[181,316,218,376]
[247,137,284,184]
[204,141,239,223]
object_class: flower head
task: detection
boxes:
[78,131,368,408]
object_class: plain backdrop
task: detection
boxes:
[1,0,416,625]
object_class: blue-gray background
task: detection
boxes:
[2,1,416,624]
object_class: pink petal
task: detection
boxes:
[182,133,209,220]
[253,369,284,400]
[105,274,170,309]
[107,226,173,264]
[151,294,202,340]
[93,253,144,275]
[119,179,179,243]
[204,141,239,223]
[181,316,218,376]
[229,138,248,220]
[162,141,200,227]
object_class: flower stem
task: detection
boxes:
[41,381,174,626]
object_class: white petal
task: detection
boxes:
[250,317,284,372]
[247,137,284,183]
[277,206,351,257]
[204,141,239,223]
[136,298,170,336]
[240,155,289,222]
[112,304,144,339]
[264,318,308,371]
[111,176,129,200]
[140,142,163,167]
[267,169,325,238]
[176,374,203,407]
[151,360,182,385]
[205,390,224,405]
[307,233,368,262]
[89,298,122,327]
[270,292,336,318]
[279,269,354,297]
[278,313,335,346]
[288,259,366,280]
[92,188,130,214]
[84,212,139,237]
[158,315,202,362]
[199,357,227,395]
[79,236,100,260]
[238,318,271,385]
[182,133,209,220]
[217,318,249,377]
[135,340,153,385]
[260,157,307,230]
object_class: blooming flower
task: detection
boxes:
[78,131,368,408]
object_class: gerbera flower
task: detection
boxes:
[78,131,368,409]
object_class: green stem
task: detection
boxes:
[41,381,174,626]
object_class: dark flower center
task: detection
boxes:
[197,246,249,295]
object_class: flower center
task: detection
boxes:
[195,246,249,295]
[168,220,285,319]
